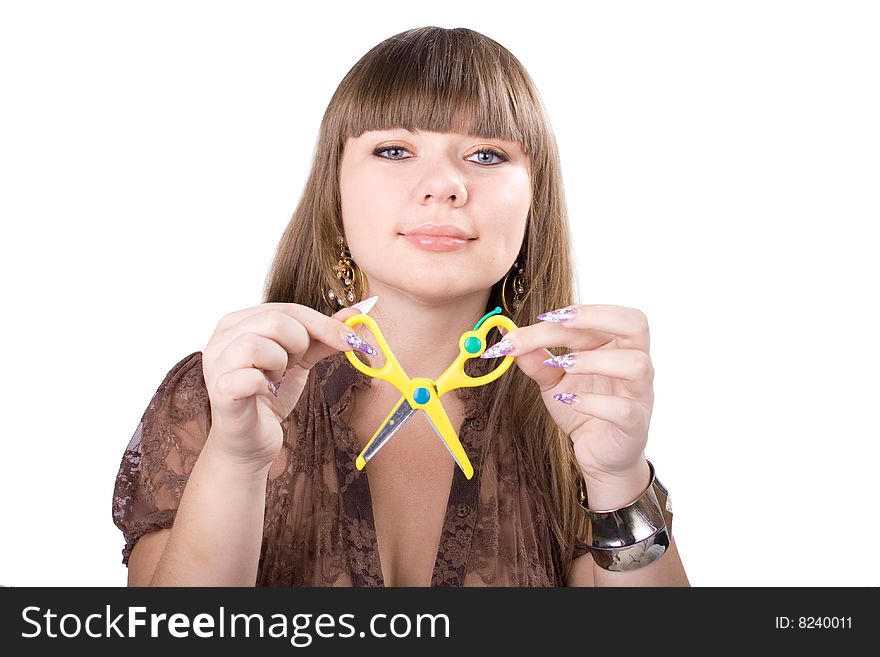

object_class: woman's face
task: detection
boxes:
[338,129,531,304]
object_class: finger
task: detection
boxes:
[554,392,648,436]
[486,323,614,363]
[216,303,359,353]
[297,306,368,371]
[211,367,275,426]
[535,304,650,352]
[215,302,321,332]
[217,331,293,385]
[221,307,360,371]
[508,345,560,390]
[215,367,277,403]
[542,349,653,395]
[538,303,650,351]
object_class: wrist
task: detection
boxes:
[578,459,674,573]
[199,440,274,483]
[581,457,651,511]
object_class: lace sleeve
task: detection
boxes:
[111,351,211,565]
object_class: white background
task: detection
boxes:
[1,0,877,587]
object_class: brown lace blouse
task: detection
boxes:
[113,350,590,586]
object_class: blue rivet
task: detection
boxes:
[414,387,431,404]
[464,336,482,354]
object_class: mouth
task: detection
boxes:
[401,224,477,241]
[400,233,476,251]
[399,232,477,240]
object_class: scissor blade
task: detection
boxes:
[358,397,418,467]
[422,411,474,479]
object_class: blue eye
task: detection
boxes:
[468,148,509,165]
[373,145,410,160]
[372,144,509,165]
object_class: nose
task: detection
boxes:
[419,168,468,207]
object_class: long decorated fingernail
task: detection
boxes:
[480,337,515,359]
[266,371,285,398]
[344,333,377,356]
[553,392,578,405]
[543,354,576,369]
[537,305,577,323]
[351,295,379,314]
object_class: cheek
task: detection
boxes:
[343,164,410,203]
[482,173,530,241]
[506,169,533,216]
[340,173,401,267]
[340,170,390,235]
[340,170,371,212]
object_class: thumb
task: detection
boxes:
[497,326,560,388]
[292,299,378,372]
[512,346,562,389]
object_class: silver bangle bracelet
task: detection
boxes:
[579,460,675,572]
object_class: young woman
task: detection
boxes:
[113,26,689,587]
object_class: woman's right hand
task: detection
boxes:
[201,303,373,470]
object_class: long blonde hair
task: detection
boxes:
[262,26,585,581]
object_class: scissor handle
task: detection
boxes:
[434,314,518,397]
[343,314,414,397]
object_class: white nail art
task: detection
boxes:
[543,353,576,369]
[537,306,577,323]
[480,338,515,359]
[344,333,377,355]
[351,295,379,314]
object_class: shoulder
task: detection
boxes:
[141,351,209,427]
[160,351,204,389]
[161,350,205,394]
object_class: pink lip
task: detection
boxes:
[403,234,472,251]
[401,223,476,252]
[404,224,475,240]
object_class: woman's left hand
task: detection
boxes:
[483,304,654,484]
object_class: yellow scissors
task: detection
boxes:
[343,307,517,480]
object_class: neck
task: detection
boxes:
[354,284,493,385]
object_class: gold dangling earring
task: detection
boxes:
[501,255,527,315]
[322,235,366,312]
